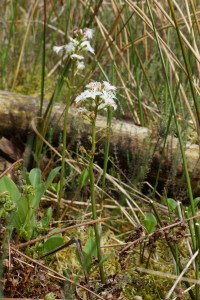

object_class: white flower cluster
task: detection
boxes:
[75,81,117,111]
[53,28,94,70]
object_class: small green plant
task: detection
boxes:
[43,228,64,255]
[162,197,178,217]
[143,213,157,234]
[81,227,97,274]
[0,167,60,241]
[44,292,56,300]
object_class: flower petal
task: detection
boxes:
[84,28,94,39]
[53,45,65,55]
[71,54,84,60]
[80,40,95,54]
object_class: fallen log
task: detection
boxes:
[0,90,199,196]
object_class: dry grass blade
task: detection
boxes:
[125,0,199,129]
[189,0,200,38]
[165,250,199,299]
[160,41,197,128]
[125,0,186,71]
[11,0,40,90]
[154,0,200,63]
[136,266,200,286]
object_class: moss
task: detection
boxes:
[14,66,55,98]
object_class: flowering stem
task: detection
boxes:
[57,98,71,218]
[57,63,74,219]
[74,80,117,283]
[89,108,106,283]
[35,58,71,166]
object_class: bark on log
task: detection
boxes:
[0,90,199,195]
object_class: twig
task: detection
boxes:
[15,217,113,249]
[121,212,200,252]
[0,159,23,179]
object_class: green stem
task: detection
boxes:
[57,97,71,218]
[40,0,46,117]
[89,109,106,283]
[32,0,46,168]
[101,107,112,207]
[57,62,74,218]
[35,58,71,165]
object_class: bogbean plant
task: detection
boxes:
[51,28,118,282]
[74,81,117,282]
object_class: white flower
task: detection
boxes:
[54,30,94,57]
[69,37,79,47]
[75,90,101,103]
[84,28,94,39]
[86,81,102,92]
[76,60,85,70]
[100,91,117,110]
[75,81,117,111]
[65,41,76,54]
[53,45,65,55]
[74,91,89,103]
[80,40,95,54]
[98,99,117,111]
[71,54,84,60]
[53,27,95,71]
[101,90,116,101]
[103,81,116,91]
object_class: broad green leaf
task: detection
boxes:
[43,236,64,254]
[21,167,30,184]
[29,168,42,188]
[45,166,61,190]
[83,227,97,257]
[79,168,89,190]
[40,207,52,227]
[14,195,35,240]
[82,228,97,272]
[43,229,64,254]
[14,195,29,230]
[31,183,46,209]
[143,213,157,233]
[21,214,36,241]
[166,198,178,212]
[0,176,20,203]
[162,197,178,216]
